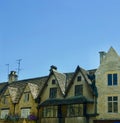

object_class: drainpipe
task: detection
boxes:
[37,106,40,123]
[84,103,89,123]
[58,105,62,123]
[13,103,16,115]
[94,96,98,115]
[36,97,41,123]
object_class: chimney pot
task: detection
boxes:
[50,65,57,72]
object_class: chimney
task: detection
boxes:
[50,65,57,72]
[8,71,18,83]
[99,51,106,64]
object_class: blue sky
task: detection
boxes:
[0,0,120,82]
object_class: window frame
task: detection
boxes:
[77,76,81,82]
[107,73,118,86]
[2,96,8,104]
[108,96,118,113]
[49,88,57,98]
[52,79,56,85]
[75,85,83,96]
[0,109,9,119]
[21,108,31,118]
[42,106,58,118]
[67,104,82,117]
[24,92,30,102]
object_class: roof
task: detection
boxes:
[39,96,94,107]
[52,69,66,95]
[65,66,97,96]
[7,76,48,103]
[0,82,8,95]
[0,66,97,104]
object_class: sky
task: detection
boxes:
[0,0,120,82]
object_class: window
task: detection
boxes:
[2,96,9,104]
[108,96,118,113]
[0,109,9,119]
[49,88,57,98]
[43,106,57,117]
[67,104,81,117]
[21,108,31,118]
[75,85,83,96]
[24,93,29,102]
[77,76,81,81]
[52,79,56,84]
[108,73,117,86]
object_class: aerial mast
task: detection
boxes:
[6,64,9,79]
[17,59,22,76]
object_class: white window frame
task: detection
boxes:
[21,108,31,118]
[1,109,9,119]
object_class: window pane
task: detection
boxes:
[49,88,57,98]
[43,106,57,118]
[113,74,117,85]
[114,102,118,113]
[113,96,118,101]
[21,108,30,118]
[24,93,29,102]
[75,85,83,96]
[108,74,112,85]
[67,104,81,117]
[108,102,112,112]
[108,97,112,101]
[52,79,56,84]
[1,110,9,119]
[77,76,81,81]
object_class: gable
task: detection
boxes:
[3,89,9,96]
[0,88,11,106]
[66,66,93,98]
[96,47,120,74]
[53,70,66,95]
[28,83,39,99]
[8,87,18,103]
[41,73,65,101]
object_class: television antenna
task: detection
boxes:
[6,63,9,75]
[17,59,22,76]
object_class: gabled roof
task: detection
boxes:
[65,66,97,96]
[102,47,120,63]
[8,81,27,103]
[0,65,97,103]
[96,47,120,74]
[28,76,47,99]
[45,69,67,96]
[8,76,48,103]
[52,69,66,95]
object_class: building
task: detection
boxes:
[0,47,119,123]
[95,47,120,123]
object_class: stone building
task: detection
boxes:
[0,47,119,123]
[95,47,120,123]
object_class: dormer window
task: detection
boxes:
[24,93,29,102]
[108,73,117,86]
[2,96,8,104]
[52,79,56,84]
[77,76,81,82]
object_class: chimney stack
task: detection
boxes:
[99,51,106,64]
[8,71,18,83]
